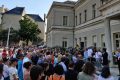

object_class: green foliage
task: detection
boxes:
[19,16,41,45]
[0,29,19,45]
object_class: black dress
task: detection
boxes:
[65,69,78,80]
[102,52,109,66]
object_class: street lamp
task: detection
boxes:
[6,26,13,48]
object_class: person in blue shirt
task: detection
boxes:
[18,54,24,80]
[83,48,88,62]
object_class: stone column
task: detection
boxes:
[104,18,113,63]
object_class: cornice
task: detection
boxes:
[46,26,74,34]
[75,17,104,31]
[98,0,120,11]
[74,0,87,9]
[47,1,75,18]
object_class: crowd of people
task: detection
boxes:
[0,45,119,80]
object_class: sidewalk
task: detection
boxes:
[110,67,119,80]
[96,67,119,80]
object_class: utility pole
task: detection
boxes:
[6,26,11,48]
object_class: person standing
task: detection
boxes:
[0,64,4,80]
[98,66,114,80]
[9,58,19,80]
[3,58,9,80]
[30,65,44,80]
[77,62,97,80]
[102,48,109,66]
[23,61,32,80]
[116,48,120,75]
[18,54,24,80]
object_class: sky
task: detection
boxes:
[0,0,77,19]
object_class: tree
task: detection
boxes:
[19,16,41,45]
[0,29,19,46]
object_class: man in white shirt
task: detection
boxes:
[3,58,9,80]
[9,58,18,80]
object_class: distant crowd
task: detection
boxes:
[0,46,120,80]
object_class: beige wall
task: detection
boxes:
[47,30,73,48]
[53,8,74,27]
[75,0,101,25]
[37,22,45,41]
[47,3,74,47]
[2,14,22,30]
[46,0,120,49]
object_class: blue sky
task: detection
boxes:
[0,0,77,19]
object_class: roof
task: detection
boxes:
[26,14,44,22]
[63,1,76,5]
[4,7,24,15]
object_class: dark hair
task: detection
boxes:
[2,58,8,63]
[101,66,111,78]
[39,62,49,71]
[69,62,74,68]
[103,48,106,52]
[54,65,64,75]
[30,65,43,80]
[61,57,65,62]
[23,62,31,69]
[82,62,95,75]
[10,58,18,64]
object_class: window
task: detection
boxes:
[63,16,68,26]
[75,16,77,26]
[79,13,81,24]
[101,34,105,48]
[93,35,97,47]
[84,10,87,22]
[79,37,81,45]
[101,0,104,4]
[62,41,67,48]
[114,33,120,49]
[92,4,96,19]
[101,0,109,5]
[84,37,87,47]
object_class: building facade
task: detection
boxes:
[46,0,120,60]
[0,6,45,42]
[46,1,75,48]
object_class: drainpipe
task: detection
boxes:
[73,9,75,48]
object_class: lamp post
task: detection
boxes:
[6,26,12,48]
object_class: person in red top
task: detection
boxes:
[2,49,7,59]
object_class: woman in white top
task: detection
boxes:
[94,49,102,70]
[98,66,114,80]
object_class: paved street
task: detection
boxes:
[96,66,119,80]
[110,67,119,80]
